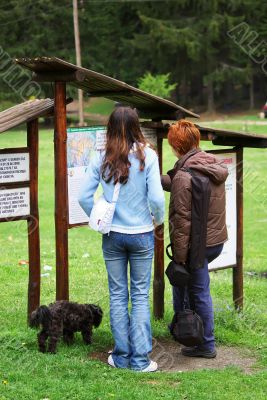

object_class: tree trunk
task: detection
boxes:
[249,74,254,110]
[207,79,215,114]
[73,0,84,126]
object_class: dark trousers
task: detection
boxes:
[173,244,223,351]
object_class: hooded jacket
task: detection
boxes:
[161,149,228,263]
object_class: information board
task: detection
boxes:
[0,187,30,219]
[67,127,104,225]
[209,152,237,270]
[67,126,158,225]
[0,152,29,184]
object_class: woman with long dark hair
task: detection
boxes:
[78,107,165,371]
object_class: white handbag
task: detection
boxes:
[89,182,121,234]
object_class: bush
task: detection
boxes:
[137,72,177,99]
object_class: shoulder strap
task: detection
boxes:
[111,182,121,203]
[166,243,174,261]
[181,166,193,176]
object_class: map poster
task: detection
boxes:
[67,127,105,225]
[67,125,158,225]
[0,187,30,219]
[0,152,29,184]
[209,152,237,270]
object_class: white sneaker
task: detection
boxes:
[108,354,116,368]
[141,361,158,372]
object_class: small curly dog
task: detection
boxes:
[30,300,103,353]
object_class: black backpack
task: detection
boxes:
[182,167,211,270]
[169,309,204,346]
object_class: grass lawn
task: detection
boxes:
[85,98,115,116]
[0,122,266,400]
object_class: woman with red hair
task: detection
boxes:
[161,120,228,358]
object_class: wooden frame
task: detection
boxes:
[54,81,69,301]
[153,136,165,319]
[234,146,243,309]
[0,120,41,320]
[27,119,41,319]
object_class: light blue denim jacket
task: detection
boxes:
[78,146,165,234]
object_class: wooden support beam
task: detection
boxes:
[54,82,69,301]
[87,90,132,98]
[233,146,244,310]
[213,136,267,149]
[153,135,165,319]
[32,70,86,83]
[27,119,41,322]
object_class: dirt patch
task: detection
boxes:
[89,338,258,374]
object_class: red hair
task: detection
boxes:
[168,120,200,155]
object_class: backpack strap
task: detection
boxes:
[181,166,192,175]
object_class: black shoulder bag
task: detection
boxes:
[165,244,190,287]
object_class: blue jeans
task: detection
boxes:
[173,244,223,351]
[102,231,154,370]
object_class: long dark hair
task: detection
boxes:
[101,106,148,184]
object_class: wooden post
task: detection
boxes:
[233,146,243,309]
[54,82,69,301]
[153,136,165,319]
[27,119,41,321]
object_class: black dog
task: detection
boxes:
[30,300,103,353]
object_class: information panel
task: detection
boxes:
[67,126,158,225]
[0,152,29,184]
[0,187,30,219]
[209,152,237,270]
[67,127,104,225]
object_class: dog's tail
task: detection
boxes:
[91,305,103,328]
[29,305,52,328]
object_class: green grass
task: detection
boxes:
[201,121,267,136]
[85,98,115,115]
[0,122,266,399]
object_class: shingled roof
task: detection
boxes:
[15,57,199,120]
[0,98,54,133]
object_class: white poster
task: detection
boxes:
[94,126,157,149]
[67,126,158,225]
[141,127,158,148]
[0,153,29,184]
[0,187,30,219]
[209,152,237,270]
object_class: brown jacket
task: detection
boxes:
[161,149,228,263]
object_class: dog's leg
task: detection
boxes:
[81,324,93,345]
[47,332,60,353]
[47,321,62,354]
[63,329,74,345]
[38,329,48,353]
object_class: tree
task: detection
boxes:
[73,0,84,126]
[138,72,176,98]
